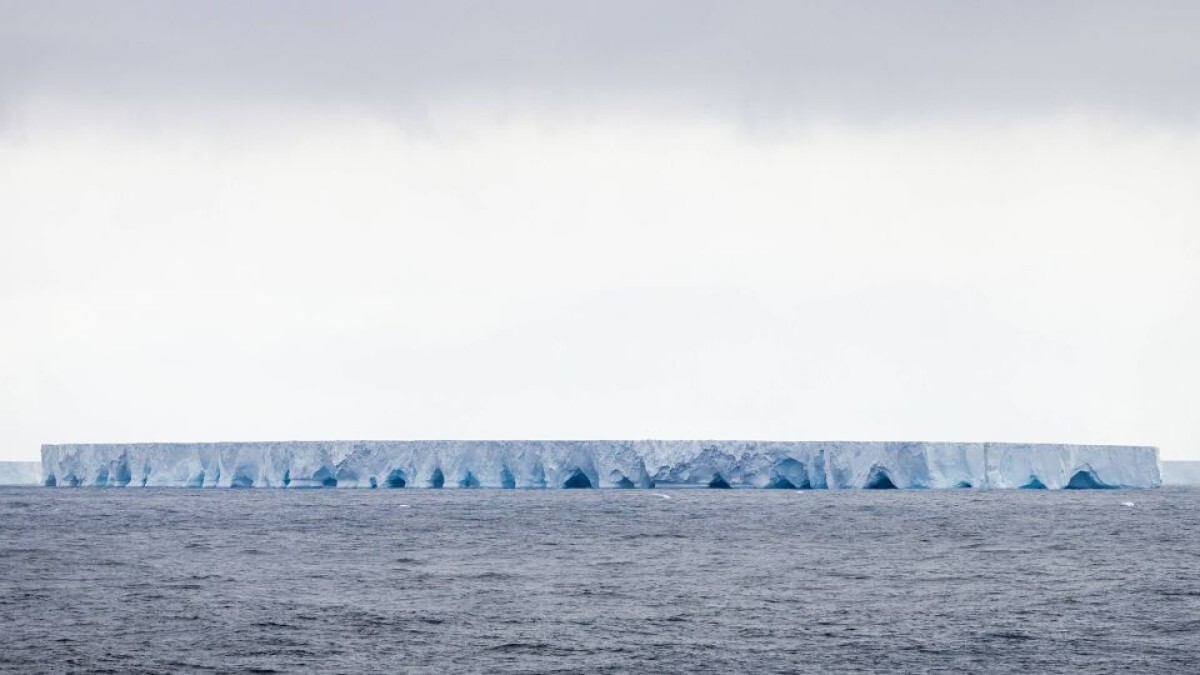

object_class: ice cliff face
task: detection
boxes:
[40,441,1160,489]
[0,461,42,485]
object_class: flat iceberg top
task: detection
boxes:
[40,440,1160,490]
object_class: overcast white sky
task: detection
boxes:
[2,1,1198,461]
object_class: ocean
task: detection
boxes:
[1,487,1197,673]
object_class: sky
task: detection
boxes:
[2,1,1198,461]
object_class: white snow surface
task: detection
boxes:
[40,441,1160,489]
[0,461,42,485]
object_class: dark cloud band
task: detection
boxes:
[3,0,1198,122]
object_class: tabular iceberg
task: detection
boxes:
[0,461,42,486]
[1162,461,1200,486]
[40,441,1160,489]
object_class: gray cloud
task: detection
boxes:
[3,0,1199,122]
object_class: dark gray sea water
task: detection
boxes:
[2,487,1199,674]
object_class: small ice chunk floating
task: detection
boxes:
[40,441,1160,489]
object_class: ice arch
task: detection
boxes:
[312,467,338,488]
[708,474,732,489]
[1064,468,1115,489]
[562,469,593,489]
[864,466,897,489]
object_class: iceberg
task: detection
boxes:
[1161,461,1200,486]
[39,441,1160,489]
[0,461,42,486]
